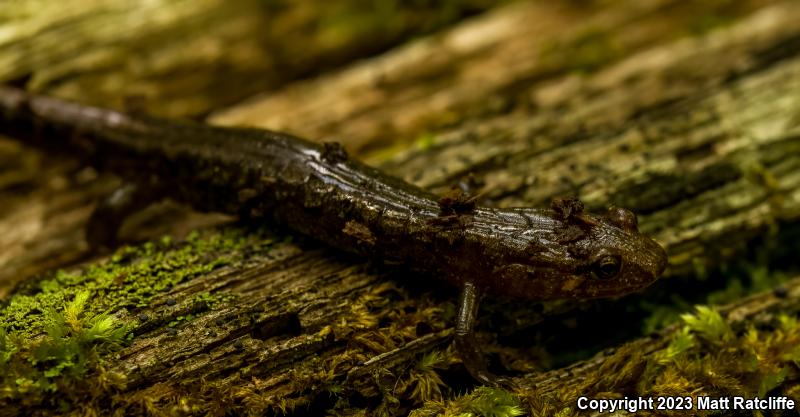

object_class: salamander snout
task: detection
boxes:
[492,218,668,299]
[487,200,668,300]
[603,212,668,286]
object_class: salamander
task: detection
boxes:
[0,86,668,385]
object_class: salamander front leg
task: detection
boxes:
[86,182,160,250]
[455,281,514,387]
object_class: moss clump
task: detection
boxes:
[411,386,524,417]
[0,227,269,411]
[192,291,237,310]
[3,228,258,339]
[522,302,800,417]
[643,306,800,407]
[402,351,449,404]
[369,350,451,417]
[0,290,128,408]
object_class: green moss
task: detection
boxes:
[655,327,694,365]
[641,306,800,402]
[465,387,525,417]
[193,291,237,310]
[412,387,524,417]
[396,351,448,405]
[518,301,800,416]
[679,305,732,342]
[642,262,791,334]
[29,291,128,380]
[4,228,260,336]
[0,291,129,408]
[0,227,270,410]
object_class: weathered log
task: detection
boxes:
[1,1,799,416]
[417,275,800,417]
[0,0,493,117]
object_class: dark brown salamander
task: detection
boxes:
[0,87,668,385]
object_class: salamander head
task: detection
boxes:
[492,199,668,299]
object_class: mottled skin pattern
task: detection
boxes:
[0,87,668,385]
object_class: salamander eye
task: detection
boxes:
[592,255,621,279]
